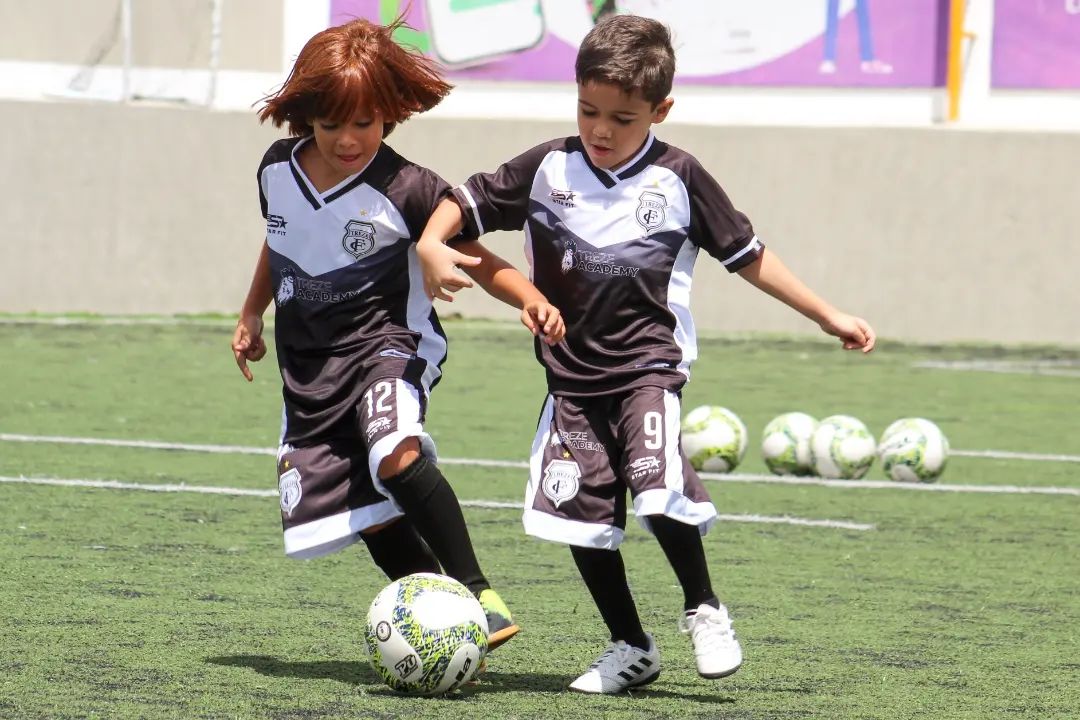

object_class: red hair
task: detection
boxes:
[258,18,451,137]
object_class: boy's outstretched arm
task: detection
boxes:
[455,240,565,345]
[416,198,483,302]
[231,241,273,381]
[737,248,876,353]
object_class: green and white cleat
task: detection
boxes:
[478,588,520,651]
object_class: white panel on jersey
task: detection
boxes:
[406,250,449,393]
[539,154,693,252]
[668,238,700,378]
[262,141,412,278]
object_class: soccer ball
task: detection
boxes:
[364,573,488,695]
[681,405,748,472]
[810,415,876,479]
[877,417,950,483]
[761,412,817,476]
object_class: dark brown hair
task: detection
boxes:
[258,18,451,137]
[575,14,675,105]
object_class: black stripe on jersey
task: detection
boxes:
[567,137,617,189]
[323,145,397,204]
[289,161,321,211]
[616,137,666,182]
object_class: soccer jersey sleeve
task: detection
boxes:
[450,141,560,237]
[687,159,763,272]
[257,139,295,219]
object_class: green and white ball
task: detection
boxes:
[761,412,818,476]
[681,405,748,472]
[877,417,949,483]
[810,415,876,479]
[364,572,488,695]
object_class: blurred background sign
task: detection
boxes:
[332,0,948,87]
[992,0,1080,88]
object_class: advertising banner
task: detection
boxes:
[992,0,1080,89]
[330,0,946,87]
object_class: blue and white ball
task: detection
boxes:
[761,412,818,476]
[810,415,876,479]
[364,573,488,695]
[681,405,748,472]
[877,417,949,483]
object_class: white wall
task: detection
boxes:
[2,99,1078,346]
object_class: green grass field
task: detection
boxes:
[1,319,1077,719]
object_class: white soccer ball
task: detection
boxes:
[681,405,748,472]
[761,412,818,476]
[877,417,950,483]
[810,415,876,479]
[364,572,488,695]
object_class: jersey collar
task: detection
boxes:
[289,137,384,210]
[574,131,660,189]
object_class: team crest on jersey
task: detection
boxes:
[276,269,296,305]
[636,191,668,231]
[542,459,581,508]
[560,237,577,274]
[278,467,302,516]
[342,220,376,259]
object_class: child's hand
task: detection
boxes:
[820,312,876,353]
[232,315,267,381]
[521,301,565,345]
[417,241,482,302]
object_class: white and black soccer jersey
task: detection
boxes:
[258,137,454,443]
[450,132,764,397]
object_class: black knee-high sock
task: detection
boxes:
[361,517,441,580]
[570,545,650,650]
[379,456,489,596]
[649,514,719,612]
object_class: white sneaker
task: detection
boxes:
[679,603,742,678]
[568,634,661,694]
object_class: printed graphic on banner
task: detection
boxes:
[331,0,946,87]
[992,0,1080,89]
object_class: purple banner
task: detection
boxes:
[993,0,1080,89]
[330,1,946,88]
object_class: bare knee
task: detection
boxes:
[377,437,421,479]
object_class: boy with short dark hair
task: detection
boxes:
[418,14,875,693]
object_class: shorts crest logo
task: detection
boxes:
[636,191,667,231]
[278,467,302,516]
[343,220,376,259]
[542,458,581,508]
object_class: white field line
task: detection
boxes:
[913,359,1080,378]
[698,471,1080,496]
[951,449,1080,463]
[0,475,874,532]
[2,433,1078,495]
[6,433,1080,466]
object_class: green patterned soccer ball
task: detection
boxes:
[681,405,748,472]
[877,417,950,483]
[761,412,818,476]
[364,572,488,695]
[810,415,876,479]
